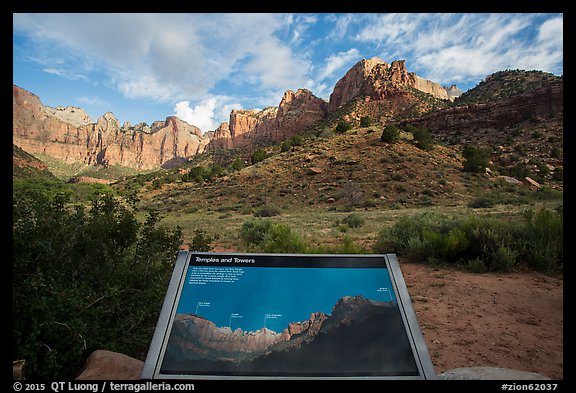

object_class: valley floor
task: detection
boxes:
[158,202,563,379]
[399,260,562,379]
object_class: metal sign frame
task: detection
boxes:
[141,252,436,380]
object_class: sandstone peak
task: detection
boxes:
[44,105,92,127]
[329,57,449,111]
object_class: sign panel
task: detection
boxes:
[141,252,436,379]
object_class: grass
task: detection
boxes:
[155,199,562,256]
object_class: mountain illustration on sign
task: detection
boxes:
[161,295,419,376]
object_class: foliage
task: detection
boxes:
[335,119,353,134]
[373,209,562,273]
[280,135,304,152]
[462,145,490,173]
[360,116,373,127]
[189,229,219,252]
[239,219,306,253]
[13,186,191,379]
[341,213,365,228]
[405,125,433,150]
[253,205,282,217]
[381,125,400,143]
[251,148,268,165]
[230,157,245,171]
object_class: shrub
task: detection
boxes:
[251,148,268,165]
[373,209,562,273]
[280,140,292,152]
[462,145,490,173]
[230,157,245,171]
[342,213,365,228]
[335,120,353,133]
[411,126,433,150]
[381,125,400,143]
[13,191,186,379]
[260,224,307,253]
[253,205,281,217]
[239,219,305,253]
[360,116,373,127]
[239,218,275,247]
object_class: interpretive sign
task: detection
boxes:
[141,252,436,379]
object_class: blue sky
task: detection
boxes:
[176,266,396,333]
[13,13,563,132]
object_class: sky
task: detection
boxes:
[13,13,563,133]
[175,266,396,333]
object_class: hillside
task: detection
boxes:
[13,144,57,180]
[455,69,562,105]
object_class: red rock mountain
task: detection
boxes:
[208,88,328,150]
[13,85,210,170]
[13,57,455,170]
[328,57,448,112]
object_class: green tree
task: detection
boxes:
[230,157,245,171]
[360,116,373,127]
[13,188,190,379]
[462,145,490,173]
[335,120,353,133]
[408,125,433,150]
[251,148,268,165]
[381,125,400,143]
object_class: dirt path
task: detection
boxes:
[400,260,563,379]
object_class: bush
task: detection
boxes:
[462,145,490,173]
[404,125,433,150]
[335,120,353,133]
[13,191,187,379]
[381,125,400,143]
[239,218,275,247]
[280,140,292,152]
[230,157,245,171]
[251,148,268,165]
[360,116,373,127]
[239,218,305,253]
[342,213,365,228]
[253,205,281,217]
[373,209,562,273]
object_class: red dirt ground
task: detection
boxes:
[399,260,563,379]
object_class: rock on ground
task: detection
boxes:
[76,350,144,380]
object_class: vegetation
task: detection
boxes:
[381,125,400,143]
[335,119,353,134]
[360,116,373,127]
[405,125,433,150]
[373,208,562,273]
[462,145,490,173]
[251,148,268,164]
[12,178,218,379]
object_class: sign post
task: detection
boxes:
[141,252,436,380]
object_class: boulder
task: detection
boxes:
[76,350,144,380]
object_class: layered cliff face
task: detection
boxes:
[397,79,563,135]
[328,57,449,112]
[13,85,210,170]
[208,88,328,150]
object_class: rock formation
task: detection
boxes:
[444,84,463,101]
[13,85,210,170]
[208,88,328,150]
[396,80,563,135]
[328,57,449,112]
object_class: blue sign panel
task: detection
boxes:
[142,252,436,379]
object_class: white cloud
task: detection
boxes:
[78,96,107,106]
[14,13,313,104]
[174,97,242,132]
[355,13,563,87]
[318,48,360,81]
